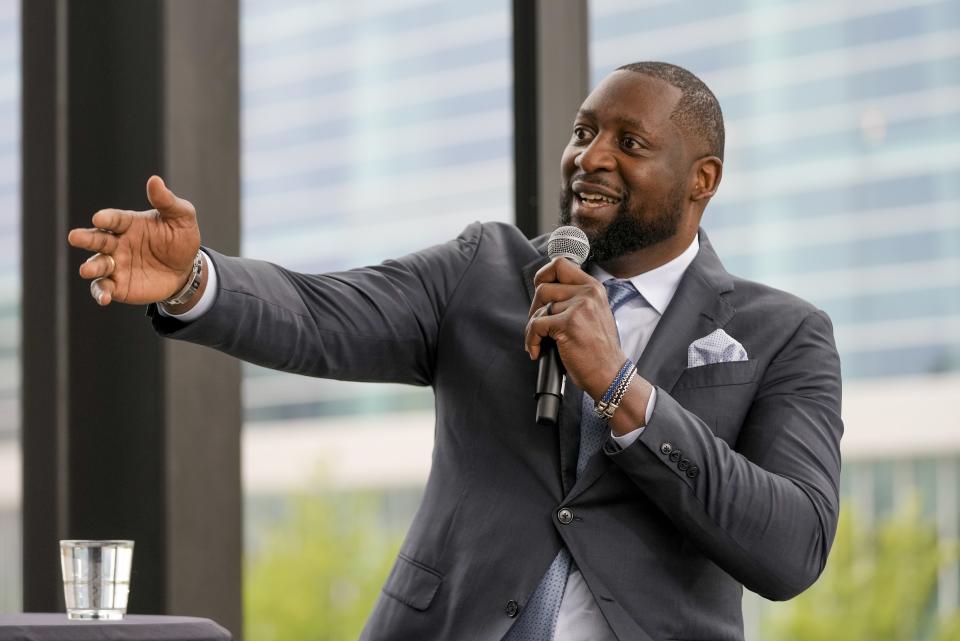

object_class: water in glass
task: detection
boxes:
[59,540,134,620]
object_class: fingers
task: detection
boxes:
[524,314,546,360]
[526,258,604,359]
[524,308,567,360]
[91,208,134,234]
[90,277,116,306]
[534,256,595,288]
[528,282,580,318]
[146,175,194,220]
[79,253,116,280]
[67,227,120,253]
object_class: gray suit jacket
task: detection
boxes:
[151,222,843,641]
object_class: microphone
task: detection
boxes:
[535,226,590,426]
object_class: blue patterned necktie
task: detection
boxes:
[503,279,640,641]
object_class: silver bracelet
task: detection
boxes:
[162,251,203,306]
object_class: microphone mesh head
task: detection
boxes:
[547,226,590,266]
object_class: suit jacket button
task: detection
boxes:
[505,600,519,617]
[678,459,690,471]
[669,450,682,462]
[660,442,673,455]
[557,507,574,524]
[686,465,699,478]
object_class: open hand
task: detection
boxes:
[67,176,201,306]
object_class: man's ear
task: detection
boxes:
[690,156,722,202]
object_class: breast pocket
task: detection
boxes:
[672,359,759,391]
[670,360,760,447]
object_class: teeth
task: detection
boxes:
[578,191,619,204]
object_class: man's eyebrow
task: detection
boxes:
[576,109,654,137]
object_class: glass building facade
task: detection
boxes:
[241,0,513,427]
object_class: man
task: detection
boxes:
[68,62,843,641]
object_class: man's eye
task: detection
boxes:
[622,137,642,150]
[573,127,590,141]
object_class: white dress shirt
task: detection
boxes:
[162,236,702,640]
[555,235,700,641]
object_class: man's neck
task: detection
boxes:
[597,230,699,279]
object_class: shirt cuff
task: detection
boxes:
[156,250,218,322]
[609,386,657,449]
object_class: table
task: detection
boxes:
[0,614,231,641]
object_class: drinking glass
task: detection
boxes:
[59,540,134,620]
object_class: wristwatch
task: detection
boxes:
[162,250,203,306]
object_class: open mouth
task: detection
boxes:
[573,188,622,213]
[575,190,621,207]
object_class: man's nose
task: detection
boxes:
[574,137,616,173]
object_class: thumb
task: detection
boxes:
[146,175,191,219]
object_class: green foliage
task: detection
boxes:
[763,502,960,641]
[244,491,403,641]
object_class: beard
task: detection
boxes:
[558,181,684,264]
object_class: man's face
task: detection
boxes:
[559,71,691,263]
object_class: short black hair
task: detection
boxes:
[616,61,725,160]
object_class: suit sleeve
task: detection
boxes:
[606,309,843,600]
[149,222,483,386]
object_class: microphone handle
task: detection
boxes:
[535,339,565,426]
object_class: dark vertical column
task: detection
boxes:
[512,0,539,238]
[535,1,589,235]
[20,0,68,613]
[512,0,589,238]
[21,1,242,637]
[63,0,168,614]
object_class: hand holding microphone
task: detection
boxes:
[531,227,589,425]
[526,226,627,425]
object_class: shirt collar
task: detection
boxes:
[589,235,700,315]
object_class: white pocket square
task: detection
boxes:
[687,328,748,368]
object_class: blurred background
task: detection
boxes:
[2,0,960,640]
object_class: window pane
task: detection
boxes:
[0,0,19,613]
[240,1,513,637]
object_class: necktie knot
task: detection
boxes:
[604,279,639,313]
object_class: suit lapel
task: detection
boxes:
[634,231,735,393]
[564,229,736,503]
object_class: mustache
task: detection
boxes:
[564,173,623,195]
[560,177,631,212]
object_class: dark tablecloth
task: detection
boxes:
[0,614,231,641]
